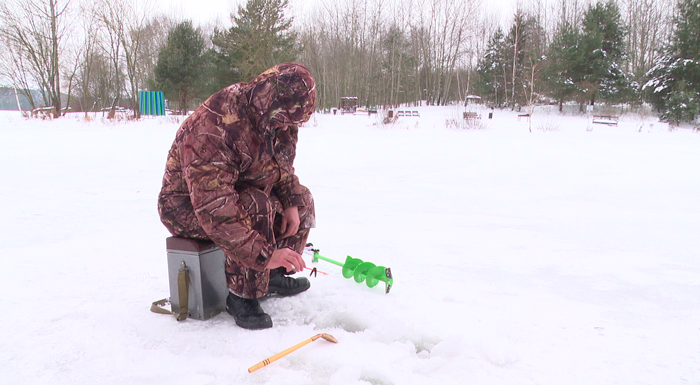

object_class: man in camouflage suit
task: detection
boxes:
[158,63,316,329]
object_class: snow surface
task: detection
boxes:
[1,106,699,385]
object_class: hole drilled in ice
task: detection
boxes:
[413,336,440,355]
[375,322,442,355]
[313,311,370,333]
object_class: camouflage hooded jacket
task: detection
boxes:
[158,63,316,272]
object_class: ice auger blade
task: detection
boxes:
[305,244,393,294]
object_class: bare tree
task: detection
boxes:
[461,11,499,103]
[622,0,674,79]
[0,0,71,117]
[69,1,100,113]
[0,38,38,111]
[137,15,176,90]
[525,58,539,132]
[97,0,155,119]
[413,0,478,105]
[382,5,415,108]
[557,0,591,30]
[299,0,386,109]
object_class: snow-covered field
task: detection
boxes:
[1,105,699,385]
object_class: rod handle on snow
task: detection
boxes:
[248,333,338,373]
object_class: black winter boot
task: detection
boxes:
[226,293,272,330]
[268,267,311,296]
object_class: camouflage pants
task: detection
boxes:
[228,187,315,299]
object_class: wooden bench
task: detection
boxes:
[101,106,131,118]
[592,115,619,126]
[463,112,480,120]
[517,113,531,121]
[31,106,57,119]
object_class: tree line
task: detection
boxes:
[0,0,698,124]
[474,0,698,126]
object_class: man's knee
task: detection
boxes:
[238,188,274,216]
[299,188,316,229]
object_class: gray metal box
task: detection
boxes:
[166,237,228,320]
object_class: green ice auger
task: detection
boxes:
[305,243,393,294]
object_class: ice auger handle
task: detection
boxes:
[306,244,393,294]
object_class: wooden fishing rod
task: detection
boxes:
[248,333,338,373]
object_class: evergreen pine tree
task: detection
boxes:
[476,28,508,106]
[644,0,700,124]
[210,0,297,89]
[673,0,700,61]
[579,0,628,106]
[543,23,584,111]
[154,21,206,114]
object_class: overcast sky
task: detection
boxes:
[157,0,324,26]
[157,0,521,28]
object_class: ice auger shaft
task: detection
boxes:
[305,243,393,294]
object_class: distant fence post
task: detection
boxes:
[139,91,165,116]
